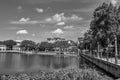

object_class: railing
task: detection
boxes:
[82,51,120,65]
[81,53,120,78]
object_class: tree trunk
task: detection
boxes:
[115,35,118,64]
[106,50,109,61]
[97,42,100,58]
[78,49,80,56]
[90,43,92,56]
[107,38,110,62]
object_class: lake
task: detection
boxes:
[0,53,79,74]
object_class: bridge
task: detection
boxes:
[80,53,120,79]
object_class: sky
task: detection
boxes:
[0,0,119,42]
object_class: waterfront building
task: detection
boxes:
[47,37,66,43]
[13,40,22,51]
[13,45,21,51]
[0,45,6,51]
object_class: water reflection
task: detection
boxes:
[0,53,78,74]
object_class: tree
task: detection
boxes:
[88,2,120,64]
[90,2,109,53]
[36,42,54,51]
[3,40,16,50]
[53,41,71,49]
[90,3,114,59]
[20,40,36,51]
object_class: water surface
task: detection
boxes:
[0,53,78,74]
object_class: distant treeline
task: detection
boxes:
[0,40,77,52]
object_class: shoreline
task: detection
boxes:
[0,51,78,57]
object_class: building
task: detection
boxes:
[0,45,6,51]
[68,46,78,52]
[13,40,22,51]
[47,37,66,43]
[15,40,21,46]
[13,45,21,51]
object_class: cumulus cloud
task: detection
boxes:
[10,17,39,24]
[64,26,74,29]
[52,13,65,22]
[35,8,44,13]
[16,30,28,34]
[52,28,63,34]
[19,18,30,22]
[45,13,83,23]
[111,0,118,6]
[17,6,22,10]
[56,22,65,26]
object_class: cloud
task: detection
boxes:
[17,6,22,10]
[16,30,28,34]
[35,8,44,13]
[19,18,30,22]
[64,26,74,29]
[10,17,39,24]
[10,13,82,25]
[4,26,22,30]
[52,28,63,34]
[25,0,71,4]
[80,27,89,34]
[32,33,35,36]
[69,15,83,20]
[45,13,83,23]
[56,22,65,26]
[111,0,118,6]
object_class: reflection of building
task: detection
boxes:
[0,45,6,51]
[47,37,66,43]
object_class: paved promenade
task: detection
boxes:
[98,57,120,65]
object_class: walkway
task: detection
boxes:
[81,53,120,78]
